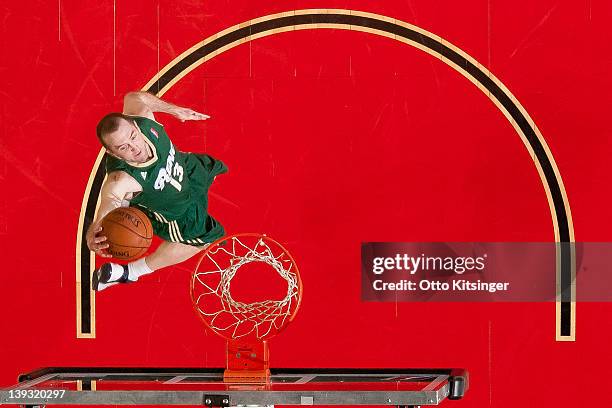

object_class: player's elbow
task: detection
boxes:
[124,91,145,103]
[123,92,154,117]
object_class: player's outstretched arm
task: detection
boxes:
[123,91,210,122]
[86,171,142,258]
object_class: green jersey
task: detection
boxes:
[105,115,227,245]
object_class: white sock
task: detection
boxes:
[127,258,154,281]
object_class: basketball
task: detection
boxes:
[100,207,153,261]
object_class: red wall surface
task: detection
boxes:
[1,1,611,407]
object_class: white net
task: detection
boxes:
[191,234,301,340]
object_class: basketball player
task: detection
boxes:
[86,91,227,291]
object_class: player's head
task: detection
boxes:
[96,113,150,163]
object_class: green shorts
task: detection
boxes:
[136,153,227,247]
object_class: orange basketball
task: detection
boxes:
[100,207,153,261]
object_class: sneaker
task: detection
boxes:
[92,263,133,291]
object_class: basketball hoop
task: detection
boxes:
[191,233,302,383]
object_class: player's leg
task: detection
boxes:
[121,241,206,283]
[144,241,206,271]
[93,241,207,291]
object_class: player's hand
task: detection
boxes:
[173,107,210,122]
[86,222,111,258]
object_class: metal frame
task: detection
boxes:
[1,367,468,406]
